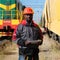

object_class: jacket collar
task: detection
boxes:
[21,20,38,27]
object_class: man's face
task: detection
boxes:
[24,14,33,22]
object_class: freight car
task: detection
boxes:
[41,0,60,42]
[0,0,24,40]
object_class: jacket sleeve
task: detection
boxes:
[12,27,17,43]
[39,28,43,40]
[16,24,26,46]
[38,28,43,45]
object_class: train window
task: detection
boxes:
[0,11,3,19]
[3,11,11,20]
[11,10,18,19]
[0,16,3,19]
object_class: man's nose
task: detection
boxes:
[27,15,30,17]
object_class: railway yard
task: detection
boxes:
[0,0,60,60]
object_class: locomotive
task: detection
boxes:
[0,0,23,40]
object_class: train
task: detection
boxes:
[41,0,60,42]
[0,0,25,40]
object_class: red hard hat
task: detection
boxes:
[23,7,34,14]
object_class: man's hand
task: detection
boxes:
[25,40,43,45]
[25,40,31,45]
[37,40,43,45]
[30,40,43,45]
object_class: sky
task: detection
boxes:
[20,0,45,24]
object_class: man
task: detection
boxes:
[12,7,43,60]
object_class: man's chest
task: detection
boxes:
[21,26,39,40]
